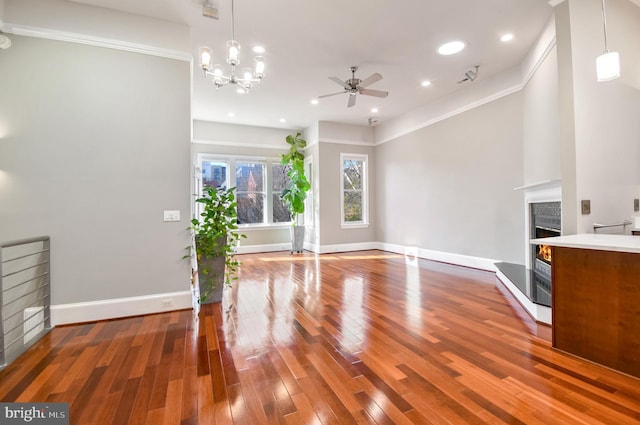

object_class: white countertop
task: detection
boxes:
[530,233,640,253]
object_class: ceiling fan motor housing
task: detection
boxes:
[318,65,389,107]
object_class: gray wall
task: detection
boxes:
[0,35,191,304]
[375,92,525,264]
[317,142,377,247]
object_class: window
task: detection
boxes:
[341,153,368,227]
[236,162,265,224]
[272,163,292,223]
[201,160,228,189]
[197,155,291,227]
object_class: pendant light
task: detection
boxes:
[596,0,620,82]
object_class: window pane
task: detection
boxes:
[237,162,265,224]
[344,191,363,222]
[272,163,291,192]
[202,161,228,188]
[237,193,265,224]
[273,194,291,223]
[272,163,292,223]
[236,163,265,191]
[343,160,362,190]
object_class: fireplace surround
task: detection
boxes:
[495,180,561,324]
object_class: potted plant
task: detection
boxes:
[280,132,311,253]
[190,185,244,304]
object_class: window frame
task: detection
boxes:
[303,156,314,227]
[340,153,369,228]
[196,153,292,229]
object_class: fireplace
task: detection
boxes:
[494,183,560,324]
[530,202,561,305]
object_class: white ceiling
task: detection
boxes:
[71,0,553,130]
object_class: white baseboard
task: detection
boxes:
[495,270,551,324]
[51,290,192,326]
[238,240,498,272]
[317,242,380,254]
[237,243,291,254]
[379,243,497,272]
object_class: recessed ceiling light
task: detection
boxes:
[438,40,466,56]
[252,46,265,54]
[421,80,432,87]
[236,88,246,94]
[279,118,286,123]
[227,112,235,117]
[371,108,379,113]
[500,34,514,42]
[310,99,319,105]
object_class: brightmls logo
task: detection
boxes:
[0,403,68,424]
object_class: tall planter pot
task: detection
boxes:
[291,226,305,253]
[195,235,227,304]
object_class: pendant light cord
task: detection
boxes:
[231,0,236,41]
[601,0,609,52]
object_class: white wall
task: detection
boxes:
[522,44,561,185]
[376,92,525,264]
[0,36,191,306]
[556,0,640,234]
[318,121,374,144]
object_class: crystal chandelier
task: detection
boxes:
[199,0,265,93]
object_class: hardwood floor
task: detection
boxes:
[1,250,639,424]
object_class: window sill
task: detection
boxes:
[239,224,293,231]
[341,223,369,229]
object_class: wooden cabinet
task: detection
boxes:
[552,246,640,378]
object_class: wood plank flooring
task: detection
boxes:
[1,250,639,424]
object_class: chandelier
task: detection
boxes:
[199,0,265,93]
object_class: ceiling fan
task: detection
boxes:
[318,66,389,108]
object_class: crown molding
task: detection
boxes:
[319,137,375,147]
[1,23,192,61]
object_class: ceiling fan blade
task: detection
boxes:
[318,91,346,99]
[347,94,356,108]
[359,73,382,88]
[329,76,347,87]
[359,88,388,98]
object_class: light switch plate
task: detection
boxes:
[163,210,180,222]
[581,200,591,215]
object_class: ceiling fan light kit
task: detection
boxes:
[199,0,265,93]
[318,66,389,108]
